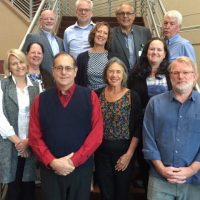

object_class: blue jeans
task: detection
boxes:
[147,175,200,200]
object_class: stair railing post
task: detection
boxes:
[30,0,33,20]
[108,0,112,17]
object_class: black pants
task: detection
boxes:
[136,140,149,195]
[40,164,93,200]
[95,140,134,200]
[5,157,35,200]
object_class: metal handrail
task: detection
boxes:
[19,0,46,50]
[9,0,41,19]
[19,0,60,50]
[146,0,160,37]
[158,0,166,14]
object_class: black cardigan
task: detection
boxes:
[128,73,172,110]
[75,50,115,87]
[95,87,142,139]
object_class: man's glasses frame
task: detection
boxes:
[117,12,135,17]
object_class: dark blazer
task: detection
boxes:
[111,25,152,70]
[76,50,115,87]
[22,29,64,74]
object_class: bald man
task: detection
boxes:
[22,10,64,74]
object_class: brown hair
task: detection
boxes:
[103,57,128,87]
[88,21,112,50]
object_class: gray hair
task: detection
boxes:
[115,3,134,15]
[75,0,93,10]
[168,56,198,74]
[164,10,182,26]
[103,57,128,87]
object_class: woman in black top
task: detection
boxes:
[128,37,171,108]
[128,37,171,193]
[76,21,115,90]
[95,57,142,200]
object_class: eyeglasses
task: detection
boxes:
[117,12,135,17]
[54,66,75,72]
[77,8,91,13]
[170,71,194,76]
[42,17,55,22]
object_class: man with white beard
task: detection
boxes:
[143,56,200,200]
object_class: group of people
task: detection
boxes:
[0,0,199,200]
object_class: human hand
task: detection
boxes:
[15,139,29,154]
[50,152,75,176]
[157,166,187,184]
[115,153,132,171]
[166,166,196,184]
[20,149,30,158]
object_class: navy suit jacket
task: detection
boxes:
[111,25,152,70]
[22,29,64,73]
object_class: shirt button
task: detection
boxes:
[177,138,180,142]
[179,115,182,118]
[175,150,178,153]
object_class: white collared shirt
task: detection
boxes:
[0,76,33,139]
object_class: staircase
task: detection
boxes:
[57,16,145,39]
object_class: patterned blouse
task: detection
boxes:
[87,51,108,90]
[146,74,168,98]
[99,89,131,140]
[28,73,44,91]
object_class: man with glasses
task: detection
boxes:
[63,0,95,59]
[111,3,152,71]
[143,56,200,200]
[29,52,103,200]
[22,10,64,74]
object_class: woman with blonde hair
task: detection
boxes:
[0,49,39,200]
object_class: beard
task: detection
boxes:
[173,81,195,94]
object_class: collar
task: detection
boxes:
[12,75,33,87]
[74,21,95,29]
[169,90,196,102]
[41,29,55,37]
[57,83,76,96]
[119,25,134,35]
[165,34,180,45]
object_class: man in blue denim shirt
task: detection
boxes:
[143,56,200,200]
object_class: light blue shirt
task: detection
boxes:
[166,34,197,64]
[43,30,59,56]
[123,29,136,69]
[143,90,200,184]
[63,21,95,59]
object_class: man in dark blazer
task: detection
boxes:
[22,10,64,74]
[111,3,152,71]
